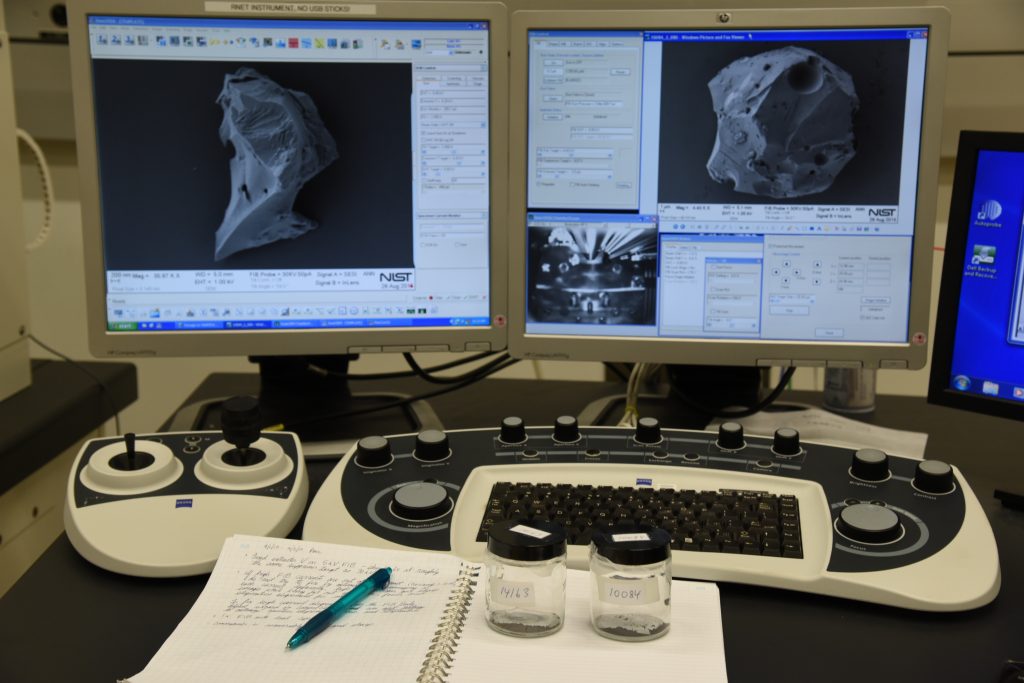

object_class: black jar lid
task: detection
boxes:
[487,520,567,562]
[592,526,671,566]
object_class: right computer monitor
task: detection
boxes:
[929,131,1024,422]
[508,8,949,370]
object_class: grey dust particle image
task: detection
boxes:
[706,46,859,199]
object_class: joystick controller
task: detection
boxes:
[65,395,308,577]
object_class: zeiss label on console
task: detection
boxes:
[175,499,194,509]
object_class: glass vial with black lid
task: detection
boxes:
[485,519,567,637]
[590,526,672,641]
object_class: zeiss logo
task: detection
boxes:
[868,208,896,217]
[175,499,193,509]
[380,272,412,282]
[977,199,1002,221]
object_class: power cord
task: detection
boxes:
[402,351,515,385]
[306,350,500,380]
[16,129,54,252]
[27,333,122,435]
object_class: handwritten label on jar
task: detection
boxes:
[492,579,536,606]
[598,577,659,605]
[510,524,551,539]
[611,532,650,543]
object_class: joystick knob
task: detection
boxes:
[415,429,450,462]
[391,481,452,521]
[109,433,155,471]
[220,396,261,449]
[553,415,580,443]
[634,417,662,444]
[836,503,902,544]
[717,422,745,450]
[772,428,801,456]
[851,448,889,481]
[354,435,393,468]
[499,416,527,444]
[913,460,955,494]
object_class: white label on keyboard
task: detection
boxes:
[492,579,536,606]
[611,532,650,543]
[598,576,660,605]
[510,524,551,539]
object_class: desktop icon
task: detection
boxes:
[250,37,260,47]
[953,375,971,391]
[169,36,180,46]
[982,381,1000,396]
[314,37,326,48]
[352,39,363,49]
[97,34,108,45]
[263,37,273,47]
[1014,387,1024,400]
[301,37,313,49]
[195,36,206,47]
[156,35,167,47]
[412,38,422,49]
[327,37,338,48]
[972,245,996,265]
[183,36,193,47]
[138,35,149,46]
[275,38,287,48]
[976,199,1002,222]
[340,39,350,48]
[288,37,299,48]
[110,34,121,45]
[124,35,135,46]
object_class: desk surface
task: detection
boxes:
[1,376,1021,682]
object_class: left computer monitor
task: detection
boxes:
[68,1,508,360]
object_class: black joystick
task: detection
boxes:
[109,433,155,471]
[499,416,528,444]
[717,422,745,450]
[634,417,662,444]
[772,428,801,456]
[553,415,580,443]
[220,395,265,467]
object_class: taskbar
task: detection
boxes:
[109,316,491,331]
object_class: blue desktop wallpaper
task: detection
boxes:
[948,150,1024,401]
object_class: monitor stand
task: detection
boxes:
[577,365,768,429]
[167,355,443,459]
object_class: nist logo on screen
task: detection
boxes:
[380,272,413,283]
[868,208,896,218]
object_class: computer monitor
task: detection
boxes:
[929,130,1024,423]
[508,7,949,372]
[67,1,507,433]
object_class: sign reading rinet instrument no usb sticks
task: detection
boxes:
[205,2,377,15]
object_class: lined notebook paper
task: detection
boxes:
[125,536,728,683]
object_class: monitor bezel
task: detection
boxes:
[507,7,950,369]
[928,130,1024,422]
[69,0,509,358]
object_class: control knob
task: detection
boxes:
[391,481,452,521]
[415,429,451,462]
[354,435,393,468]
[717,422,745,450]
[836,503,902,544]
[553,415,580,443]
[851,448,889,482]
[772,427,801,456]
[913,460,955,494]
[499,416,528,444]
[634,417,662,445]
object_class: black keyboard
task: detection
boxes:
[476,482,803,558]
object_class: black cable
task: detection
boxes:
[282,356,519,430]
[307,350,500,380]
[669,367,797,420]
[403,351,515,385]
[27,333,122,435]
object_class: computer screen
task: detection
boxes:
[929,131,1024,422]
[69,1,507,358]
[508,8,949,369]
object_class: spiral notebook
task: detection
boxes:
[125,536,727,683]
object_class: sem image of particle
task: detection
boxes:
[214,68,338,260]
[706,46,859,198]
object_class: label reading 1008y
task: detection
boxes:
[598,576,660,605]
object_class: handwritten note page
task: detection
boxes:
[450,569,729,683]
[127,536,466,683]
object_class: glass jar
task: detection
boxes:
[589,527,672,641]
[485,519,567,637]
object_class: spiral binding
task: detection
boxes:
[418,563,480,682]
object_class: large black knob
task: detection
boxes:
[221,395,261,449]
[836,503,902,544]
[391,481,452,520]
[851,448,889,481]
[634,417,662,444]
[415,429,451,461]
[499,416,527,444]
[354,435,393,468]
[553,415,580,443]
[772,427,801,456]
[717,422,745,450]
[914,460,955,494]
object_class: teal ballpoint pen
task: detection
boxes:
[286,567,392,650]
